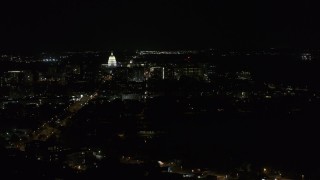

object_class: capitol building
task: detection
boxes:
[107,52,117,67]
[102,51,117,68]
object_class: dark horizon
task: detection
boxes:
[1,0,320,53]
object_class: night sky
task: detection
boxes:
[0,0,319,52]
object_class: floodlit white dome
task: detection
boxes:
[108,52,117,67]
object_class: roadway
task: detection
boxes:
[33,92,98,141]
[15,92,98,150]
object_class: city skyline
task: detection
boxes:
[1,46,320,179]
[1,1,320,179]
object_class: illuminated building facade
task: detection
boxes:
[107,52,117,67]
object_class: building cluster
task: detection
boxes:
[0,49,319,179]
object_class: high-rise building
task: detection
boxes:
[174,67,204,80]
[149,67,165,80]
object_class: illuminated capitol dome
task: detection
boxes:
[107,52,117,67]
